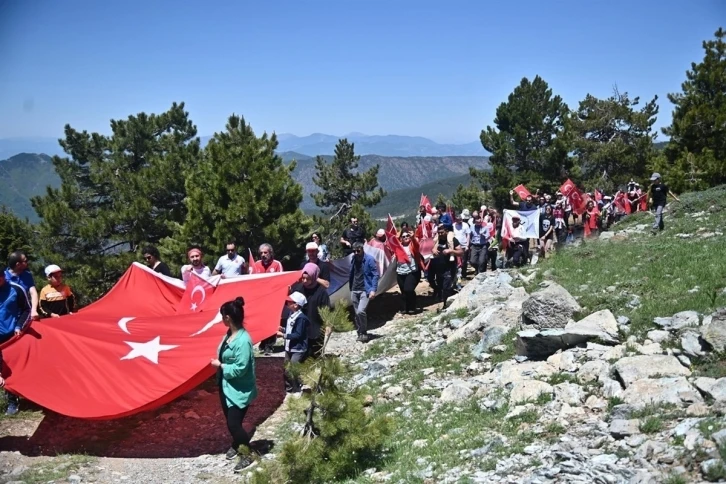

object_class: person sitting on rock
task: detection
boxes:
[506,215,528,267]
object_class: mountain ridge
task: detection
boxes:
[1,132,488,160]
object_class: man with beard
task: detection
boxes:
[301,242,330,289]
[213,241,246,278]
[181,245,211,284]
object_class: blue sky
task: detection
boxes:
[0,0,722,144]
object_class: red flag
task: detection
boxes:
[0,263,301,419]
[384,215,410,263]
[248,248,256,274]
[614,191,627,213]
[559,179,576,197]
[419,194,433,214]
[176,272,217,314]
[513,184,531,200]
[569,187,589,215]
[639,195,648,212]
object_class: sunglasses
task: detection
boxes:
[144,255,153,261]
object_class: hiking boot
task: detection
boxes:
[5,401,18,416]
[225,447,238,460]
[357,333,369,343]
[233,454,254,473]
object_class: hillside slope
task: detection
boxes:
[0,152,488,217]
[0,153,58,222]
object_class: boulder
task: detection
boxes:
[521,282,582,330]
[493,360,557,386]
[701,308,726,352]
[621,377,703,408]
[609,419,640,438]
[440,383,473,403]
[447,305,500,342]
[554,382,586,405]
[602,378,624,399]
[509,380,553,405]
[646,330,671,344]
[696,377,726,402]
[681,331,705,357]
[653,310,700,331]
[577,360,610,383]
[613,355,691,387]
[563,309,620,343]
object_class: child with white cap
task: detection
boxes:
[38,264,75,318]
[277,292,310,393]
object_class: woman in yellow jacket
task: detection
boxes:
[210,297,258,473]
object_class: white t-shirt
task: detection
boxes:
[214,254,245,277]
[453,222,471,247]
[181,265,212,284]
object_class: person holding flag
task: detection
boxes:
[395,231,421,315]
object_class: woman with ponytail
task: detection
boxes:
[210,297,258,473]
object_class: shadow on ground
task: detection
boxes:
[0,357,285,458]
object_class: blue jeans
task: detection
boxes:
[653,205,665,230]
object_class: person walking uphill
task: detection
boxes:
[349,242,379,343]
[210,297,258,473]
[649,172,680,232]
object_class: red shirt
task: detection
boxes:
[251,259,284,274]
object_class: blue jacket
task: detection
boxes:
[284,310,309,353]
[0,281,31,337]
[349,253,380,294]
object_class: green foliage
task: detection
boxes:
[570,87,660,191]
[31,102,199,304]
[163,115,311,270]
[311,139,385,258]
[474,75,572,209]
[660,28,726,192]
[451,180,491,212]
[0,207,34,267]
[252,300,392,483]
[639,416,664,433]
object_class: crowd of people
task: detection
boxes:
[0,171,679,473]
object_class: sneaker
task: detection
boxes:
[5,401,18,416]
[233,454,254,473]
[357,333,370,343]
[225,447,238,460]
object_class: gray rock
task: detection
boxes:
[653,310,700,331]
[509,380,554,404]
[602,378,624,398]
[610,404,636,420]
[599,231,615,240]
[471,325,509,360]
[698,377,726,402]
[440,383,473,403]
[711,429,726,449]
[521,282,582,330]
[385,385,403,398]
[617,316,631,325]
[424,339,445,354]
[613,355,691,387]
[677,354,692,367]
[609,419,640,438]
[449,318,466,329]
[646,330,671,344]
[577,360,610,383]
[621,377,703,408]
[564,309,620,343]
[554,382,586,405]
[672,418,704,437]
[701,308,726,352]
[681,331,705,357]
[701,459,725,480]
[68,475,82,484]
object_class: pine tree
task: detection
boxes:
[452,180,491,212]
[250,301,393,483]
[0,207,34,266]
[570,86,659,192]
[472,76,572,209]
[659,28,726,191]
[311,139,385,257]
[31,103,200,304]
[164,115,311,269]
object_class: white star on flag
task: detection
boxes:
[190,302,198,311]
[121,336,179,364]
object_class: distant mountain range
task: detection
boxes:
[1,133,488,160]
[0,151,489,222]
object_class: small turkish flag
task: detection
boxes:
[559,179,576,197]
[420,194,433,214]
[513,184,531,200]
[176,272,217,314]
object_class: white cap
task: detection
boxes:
[305,241,318,251]
[286,291,307,307]
[376,229,386,237]
[461,209,471,219]
[45,264,62,277]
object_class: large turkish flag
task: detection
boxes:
[0,263,301,419]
